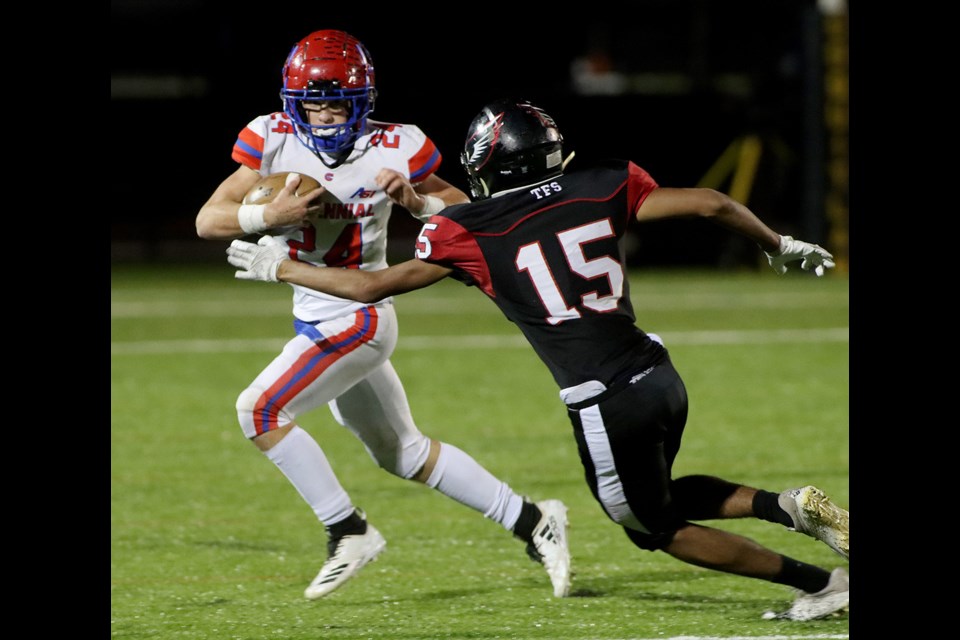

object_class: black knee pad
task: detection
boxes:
[670,475,740,521]
[623,525,678,551]
[617,493,686,551]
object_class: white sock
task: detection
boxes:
[424,443,525,531]
[263,426,355,526]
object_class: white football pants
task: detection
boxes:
[236,303,429,478]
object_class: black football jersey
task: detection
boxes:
[417,159,668,389]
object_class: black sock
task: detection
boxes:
[772,555,831,593]
[753,489,795,527]
[326,510,367,541]
[511,502,542,543]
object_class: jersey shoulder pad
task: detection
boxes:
[368,121,440,183]
[232,113,294,171]
[368,120,432,153]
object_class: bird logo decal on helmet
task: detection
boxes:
[461,99,564,200]
[463,111,503,170]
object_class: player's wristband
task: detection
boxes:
[238,204,268,234]
[416,195,445,217]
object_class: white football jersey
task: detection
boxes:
[231,112,443,322]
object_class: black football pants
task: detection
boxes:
[566,357,689,550]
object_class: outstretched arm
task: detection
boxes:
[636,187,834,276]
[279,257,451,301]
[225,237,452,301]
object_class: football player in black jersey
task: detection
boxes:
[227,98,849,621]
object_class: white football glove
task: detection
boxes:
[765,235,836,277]
[226,237,289,282]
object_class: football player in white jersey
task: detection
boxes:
[195,30,570,600]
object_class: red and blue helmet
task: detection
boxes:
[280,30,377,158]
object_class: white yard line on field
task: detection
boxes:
[110,291,847,318]
[111,328,848,356]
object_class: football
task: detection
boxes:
[242,172,335,204]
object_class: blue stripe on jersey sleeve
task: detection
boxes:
[410,149,441,181]
[234,138,263,161]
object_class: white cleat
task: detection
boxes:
[525,499,572,597]
[779,485,849,560]
[304,522,386,600]
[763,567,849,621]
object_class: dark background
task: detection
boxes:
[111,0,849,269]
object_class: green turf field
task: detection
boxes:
[111,263,849,639]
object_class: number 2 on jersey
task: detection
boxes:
[288,223,363,269]
[516,219,623,325]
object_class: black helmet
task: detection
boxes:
[460,99,564,200]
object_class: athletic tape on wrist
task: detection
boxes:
[238,204,268,234]
[416,195,445,217]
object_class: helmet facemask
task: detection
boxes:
[279,30,377,166]
[281,80,376,161]
[461,153,490,199]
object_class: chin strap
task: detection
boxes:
[317,147,352,169]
